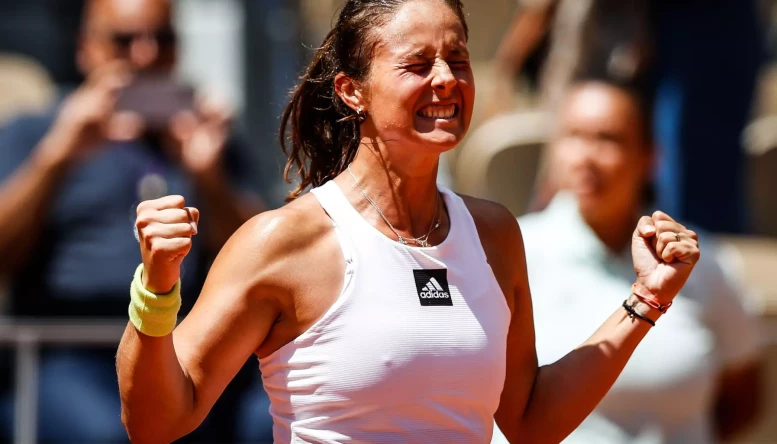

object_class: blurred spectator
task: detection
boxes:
[494,0,764,233]
[493,80,764,443]
[0,0,272,441]
[493,0,651,211]
[493,0,651,111]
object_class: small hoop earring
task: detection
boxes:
[336,108,368,124]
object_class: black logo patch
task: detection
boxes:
[413,269,453,306]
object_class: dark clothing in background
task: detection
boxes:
[652,0,763,234]
[0,94,273,443]
[0,0,84,86]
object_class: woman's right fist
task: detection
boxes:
[135,195,199,294]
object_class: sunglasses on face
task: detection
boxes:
[106,28,177,50]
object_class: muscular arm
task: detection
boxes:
[497,304,651,444]
[117,210,294,443]
[469,200,668,444]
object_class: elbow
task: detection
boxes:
[121,409,165,444]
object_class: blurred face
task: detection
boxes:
[552,83,653,219]
[79,0,177,74]
[361,0,474,154]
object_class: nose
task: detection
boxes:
[130,36,160,70]
[431,61,457,94]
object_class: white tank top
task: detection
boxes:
[258,180,511,443]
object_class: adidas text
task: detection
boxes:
[419,290,450,299]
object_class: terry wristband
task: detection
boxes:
[128,264,182,337]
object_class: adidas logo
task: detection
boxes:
[413,269,453,306]
[419,278,450,299]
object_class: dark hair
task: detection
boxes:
[570,72,655,148]
[568,74,657,204]
[280,0,468,201]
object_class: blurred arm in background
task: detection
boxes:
[0,64,134,274]
[494,0,557,82]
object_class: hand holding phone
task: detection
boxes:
[115,74,195,131]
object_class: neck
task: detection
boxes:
[341,136,444,240]
[581,203,640,253]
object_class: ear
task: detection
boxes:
[334,72,366,113]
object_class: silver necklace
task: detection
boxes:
[347,165,441,247]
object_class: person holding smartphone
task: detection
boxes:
[0,0,269,442]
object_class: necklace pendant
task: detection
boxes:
[419,239,429,248]
[398,237,408,245]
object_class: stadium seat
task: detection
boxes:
[455,109,550,217]
[0,53,55,127]
[742,116,777,238]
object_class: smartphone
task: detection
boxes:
[115,74,195,130]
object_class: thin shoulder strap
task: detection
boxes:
[310,180,363,235]
[438,185,489,262]
[310,181,358,263]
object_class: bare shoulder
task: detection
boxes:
[457,194,524,250]
[206,192,336,292]
[206,192,346,358]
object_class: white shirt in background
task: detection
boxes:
[492,192,761,444]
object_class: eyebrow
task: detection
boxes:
[398,50,429,60]
[398,44,469,61]
[449,46,469,56]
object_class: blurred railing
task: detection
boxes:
[3,312,777,444]
[0,319,127,444]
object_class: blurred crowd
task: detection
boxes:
[0,0,775,443]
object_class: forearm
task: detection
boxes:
[0,136,69,272]
[519,301,655,443]
[194,169,265,252]
[117,324,198,443]
[494,6,553,78]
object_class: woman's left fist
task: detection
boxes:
[631,211,701,305]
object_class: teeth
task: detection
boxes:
[419,105,456,119]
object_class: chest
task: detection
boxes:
[277,242,511,408]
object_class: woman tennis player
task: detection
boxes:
[117,0,700,442]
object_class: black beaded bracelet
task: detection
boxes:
[622,299,656,327]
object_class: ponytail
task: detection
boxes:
[280,30,362,201]
[279,0,468,201]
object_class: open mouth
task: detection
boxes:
[417,104,459,120]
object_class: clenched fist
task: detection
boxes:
[135,195,200,294]
[631,211,701,305]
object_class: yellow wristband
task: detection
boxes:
[129,264,182,337]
